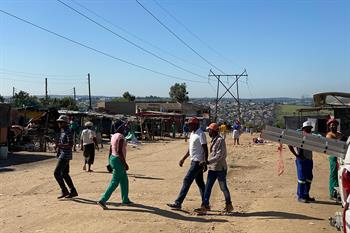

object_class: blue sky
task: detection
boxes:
[0,0,349,98]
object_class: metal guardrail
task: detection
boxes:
[261,125,348,159]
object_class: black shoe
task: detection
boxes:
[167,203,181,210]
[194,205,210,213]
[97,200,107,210]
[57,191,69,199]
[122,200,134,205]
[306,197,316,202]
[65,189,78,198]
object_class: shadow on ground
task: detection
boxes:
[234,211,324,220]
[69,197,228,223]
[0,152,55,168]
[0,167,16,173]
[313,200,341,206]
[93,171,164,180]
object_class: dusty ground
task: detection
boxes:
[0,133,340,233]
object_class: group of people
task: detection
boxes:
[53,114,345,213]
[54,115,131,205]
[167,117,233,213]
[288,118,345,203]
[53,115,232,213]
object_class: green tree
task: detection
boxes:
[0,94,4,103]
[111,97,128,102]
[59,96,78,110]
[122,91,135,102]
[12,91,41,108]
[169,83,189,103]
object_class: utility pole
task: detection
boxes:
[73,87,76,102]
[215,76,220,122]
[45,78,48,106]
[88,73,92,110]
[236,76,241,122]
[12,87,15,98]
[208,69,248,123]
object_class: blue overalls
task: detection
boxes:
[295,148,313,199]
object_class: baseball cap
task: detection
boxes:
[206,123,219,131]
[56,115,69,123]
[327,118,339,126]
[188,117,199,124]
[302,121,313,129]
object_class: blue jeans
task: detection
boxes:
[202,170,232,206]
[175,161,205,205]
[296,158,313,199]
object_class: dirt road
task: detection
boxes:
[0,133,339,233]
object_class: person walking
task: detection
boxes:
[69,117,79,152]
[80,121,99,172]
[220,122,227,140]
[326,118,344,199]
[183,122,189,142]
[54,115,78,199]
[195,123,233,213]
[232,120,241,145]
[171,121,176,138]
[167,117,208,210]
[288,121,315,203]
[97,120,132,209]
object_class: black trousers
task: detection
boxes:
[54,158,75,193]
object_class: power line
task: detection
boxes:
[153,0,234,65]
[0,68,85,79]
[68,0,208,71]
[135,0,226,74]
[0,72,87,83]
[57,0,208,80]
[0,9,207,84]
[0,76,86,87]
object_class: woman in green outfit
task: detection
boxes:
[97,121,132,209]
[326,118,344,199]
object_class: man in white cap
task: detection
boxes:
[54,115,78,199]
[288,121,315,203]
[80,121,99,172]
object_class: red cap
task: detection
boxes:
[207,123,219,131]
[327,118,339,126]
[188,117,199,124]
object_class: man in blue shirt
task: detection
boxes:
[54,115,78,199]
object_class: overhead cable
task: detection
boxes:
[136,0,226,74]
[0,9,207,84]
[57,0,208,80]
[69,0,208,71]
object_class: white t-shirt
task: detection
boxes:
[80,129,96,145]
[189,128,207,162]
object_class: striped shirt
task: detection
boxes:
[57,127,73,160]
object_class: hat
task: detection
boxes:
[56,115,69,123]
[327,118,339,126]
[302,121,313,129]
[188,117,199,124]
[85,121,93,127]
[206,123,219,132]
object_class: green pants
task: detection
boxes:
[329,156,339,198]
[100,156,130,203]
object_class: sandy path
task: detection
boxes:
[0,134,339,233]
